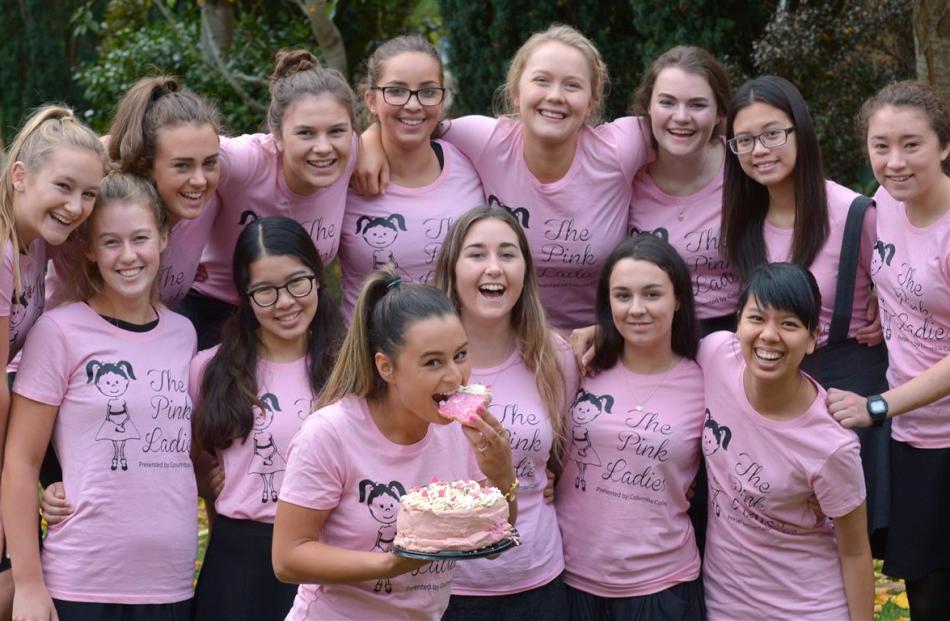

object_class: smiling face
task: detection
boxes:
[252,405,275,430]
[367,51,443,154]
[736,296,816,383]
[702,426,718,456]
[866,104,950,207]
[731,101,798,192]
[608,258,678,359]
[370,493,399,524]
[85,200,166,304]
[247,254,319,353]
[650,66,722,158]
[275,94,353,195]
[150,123,220,223]
[515,41,595,147]
[454,218,526,327]
[364,223,398,249]
[98,371,130,397]
[376,314,470,425]
[12,145,104,246]
[570,399,599,424]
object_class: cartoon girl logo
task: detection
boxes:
[870,239,895,276]
[355,214,412,278]
[567,388,613,491]
[487,195,530,228]
[8,291,28,345]
[248,393,286,503]
[88,360,141,471]
[358,479,406,593]
[630,226,669,242]
[702,408,732,457]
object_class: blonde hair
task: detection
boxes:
[0,105,107,293]
[433,206,568,457]
[76,172,166,302]
[497,24,609,125]
[317,266,457,408]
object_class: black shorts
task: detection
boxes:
[565,577,705,621]
[443,574,568,621]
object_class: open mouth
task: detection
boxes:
[887,174,911,182]
[667,128,695,138]
[307,158,337,169]
[398,118,425,127]
[178,190,204,202]
[275,310,302,325]
[118,267,144,279]
[754,347,784,362]
[50,212,74,227]
[479,283,505,299]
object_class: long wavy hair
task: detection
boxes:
[433,206,568,455]
[196,216,343,449]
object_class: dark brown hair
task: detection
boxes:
[196,216,343,450]
[859,80,950,175]
[108,75,222,176]
[268,49,356,134]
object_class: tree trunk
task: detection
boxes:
[296,0,348,77]
[914,0,950,99]
[200,0,236,60]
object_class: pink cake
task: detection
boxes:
[438,384,491,425]
[394,480,512,552]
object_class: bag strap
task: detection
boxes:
[828,195,874,345]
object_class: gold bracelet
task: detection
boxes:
[503,478,520,503]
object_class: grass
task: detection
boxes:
[193,502,910,619]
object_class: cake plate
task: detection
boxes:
[393,536,518,561]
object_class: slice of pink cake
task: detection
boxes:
[439,384,491,425]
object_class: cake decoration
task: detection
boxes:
[438,384,492,425]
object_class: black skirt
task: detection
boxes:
[883,438,950,580]
[192,515,297,621]
[174,289,238,351]
[443,574,568,621]
[565,578,705,621]
[53,599,191,621]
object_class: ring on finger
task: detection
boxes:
[478,441,491,453]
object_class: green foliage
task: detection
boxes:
[753,0,915,189]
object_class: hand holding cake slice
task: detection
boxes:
[438,384,491,425]
[394,480,514,553]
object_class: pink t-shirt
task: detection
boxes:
[13,303,197,604]
[453,336,579,595]
[555,357,704,597]
[280,396,482,621]
[872,187,950,448]
[340,141,484,319]
[189,346,317,522]
[193,132,357,305]
[45,194,219,309]
[0,238,46,359]
[442,116,651,330]
[698,331,866,621]
[762,180,876,347]
[630,165,739,319]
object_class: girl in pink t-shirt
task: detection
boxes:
[826,82,950,619]
[272,269,518,620]
[721,76,890,554]
[357,25,652,331]
[46,76,223,310]
[556,234,706,620]
[628,46,739,333]
[340,35,484,319]
[0,105,106,608]
[1,173,197,621]
[700,263,872,621]
[183,49,358,348]
[432,206,578,619]
[188,216,344,620]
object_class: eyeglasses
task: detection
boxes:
[247,274,317,308]
[727,127,796,154]
[371,86,447,107]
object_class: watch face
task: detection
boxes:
[869,399,887,416]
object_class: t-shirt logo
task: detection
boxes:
[871,239,895,276]
[238,209,260,225]
[568,388,614,492]
[249,392,287,504]
[703,408,733,518]
[356,213,412,280]
[88,359,141,472]
[359,479,407,594]
[631,226,669,242]
[488,195,530,229]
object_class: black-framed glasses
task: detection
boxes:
[371,86,446,107]
[247,274,317,308]
[727,127,796,155]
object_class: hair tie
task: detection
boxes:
[385,275,402,291]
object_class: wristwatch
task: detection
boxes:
[503,478,520,503]
[866,395,889,427]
